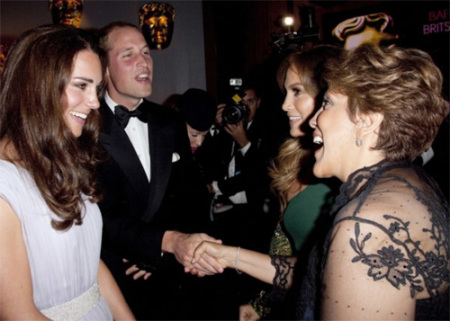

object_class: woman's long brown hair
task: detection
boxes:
[0,25,106,230]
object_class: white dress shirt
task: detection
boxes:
[105,92,151,181]
[212,121,253,204]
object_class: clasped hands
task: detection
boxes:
[177,233,226,277]
[124,232,229,280]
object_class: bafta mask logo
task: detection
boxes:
[332,13,398,50]
[49,0,84,28]
[0,45,6,86]
[139,2,175,50]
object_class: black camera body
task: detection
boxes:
[222,101,248,125]
[222,78,248,125]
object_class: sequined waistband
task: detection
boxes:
[41,282,101,321]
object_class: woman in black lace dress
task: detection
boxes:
[194,44,449,320]
[303,43,449,320]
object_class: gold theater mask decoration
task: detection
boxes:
[49,0,84,28]
[0,45,6,86]
[139,2,175,50]
[332,12,398,50]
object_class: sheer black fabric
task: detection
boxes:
[293,161,449,320]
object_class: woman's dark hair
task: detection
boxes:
[0,24,106,230]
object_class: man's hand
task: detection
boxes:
[163,231,223,276]
[224,121,249,148]
[215,103,225,126]
[122,258,152,280]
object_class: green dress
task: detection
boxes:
[251,182,335,319]
[283,183,334,252]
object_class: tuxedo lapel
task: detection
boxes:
[99,103,149,200]
[142,102,175,221]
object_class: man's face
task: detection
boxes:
[49,0,83,28]
[106,27,153,109]
[242,89,261,122]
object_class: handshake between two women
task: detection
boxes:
[189,241,277,285]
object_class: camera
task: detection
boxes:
[222,99,248,125]
[222,78,248,125]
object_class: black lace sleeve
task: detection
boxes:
[319,161,449,320]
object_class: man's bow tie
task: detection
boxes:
[114,105,147,129]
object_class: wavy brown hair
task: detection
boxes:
[324,44,449,162]
[268,138,315,214]
[0,24,106,230]
[270,45,342,214]
[277,44,343,110]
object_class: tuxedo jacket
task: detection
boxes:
[97,98,196,275]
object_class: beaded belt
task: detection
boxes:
[41,282,101,321]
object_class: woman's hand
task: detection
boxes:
[191,241,235,272]
[239,303,260,321]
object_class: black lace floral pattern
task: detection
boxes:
[350,215,449,298]
[296,161,449,320]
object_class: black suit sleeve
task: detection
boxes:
[98,100,197,271]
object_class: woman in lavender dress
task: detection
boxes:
[0,25,134,320]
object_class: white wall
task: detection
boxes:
[0,0,207,104]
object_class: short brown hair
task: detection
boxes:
[324,44,449,162]
[98,21,140,54]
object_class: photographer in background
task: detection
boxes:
[193,80,281,318]
[207,82,279,251]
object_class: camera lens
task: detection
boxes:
[223,104,246,124]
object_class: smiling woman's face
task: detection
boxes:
[281,67,316,138]
[310,91,358,181]
[62,50,102,137]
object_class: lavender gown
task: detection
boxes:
[0,160,113,320]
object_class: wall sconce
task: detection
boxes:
[48,0,84,28]
[282,15,295,33]
[271,6,319,58]
[139,2,175,50]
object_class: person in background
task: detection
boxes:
[208,83,279,250]
[191,45,341,321]
[0,24,134,320]
[174,87,217,230]
[96,21,222,320]
[177,88,217,155]
[189,81,281,318]
[173,88,233,319]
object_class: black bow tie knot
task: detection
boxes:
[114,105,147,128]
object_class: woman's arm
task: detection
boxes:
[98,259,135,320]
[0,198,50,320]
[193,242,296,285]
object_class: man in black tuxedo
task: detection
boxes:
[96,21,221,320]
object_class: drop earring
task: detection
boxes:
[355,138,362,147]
